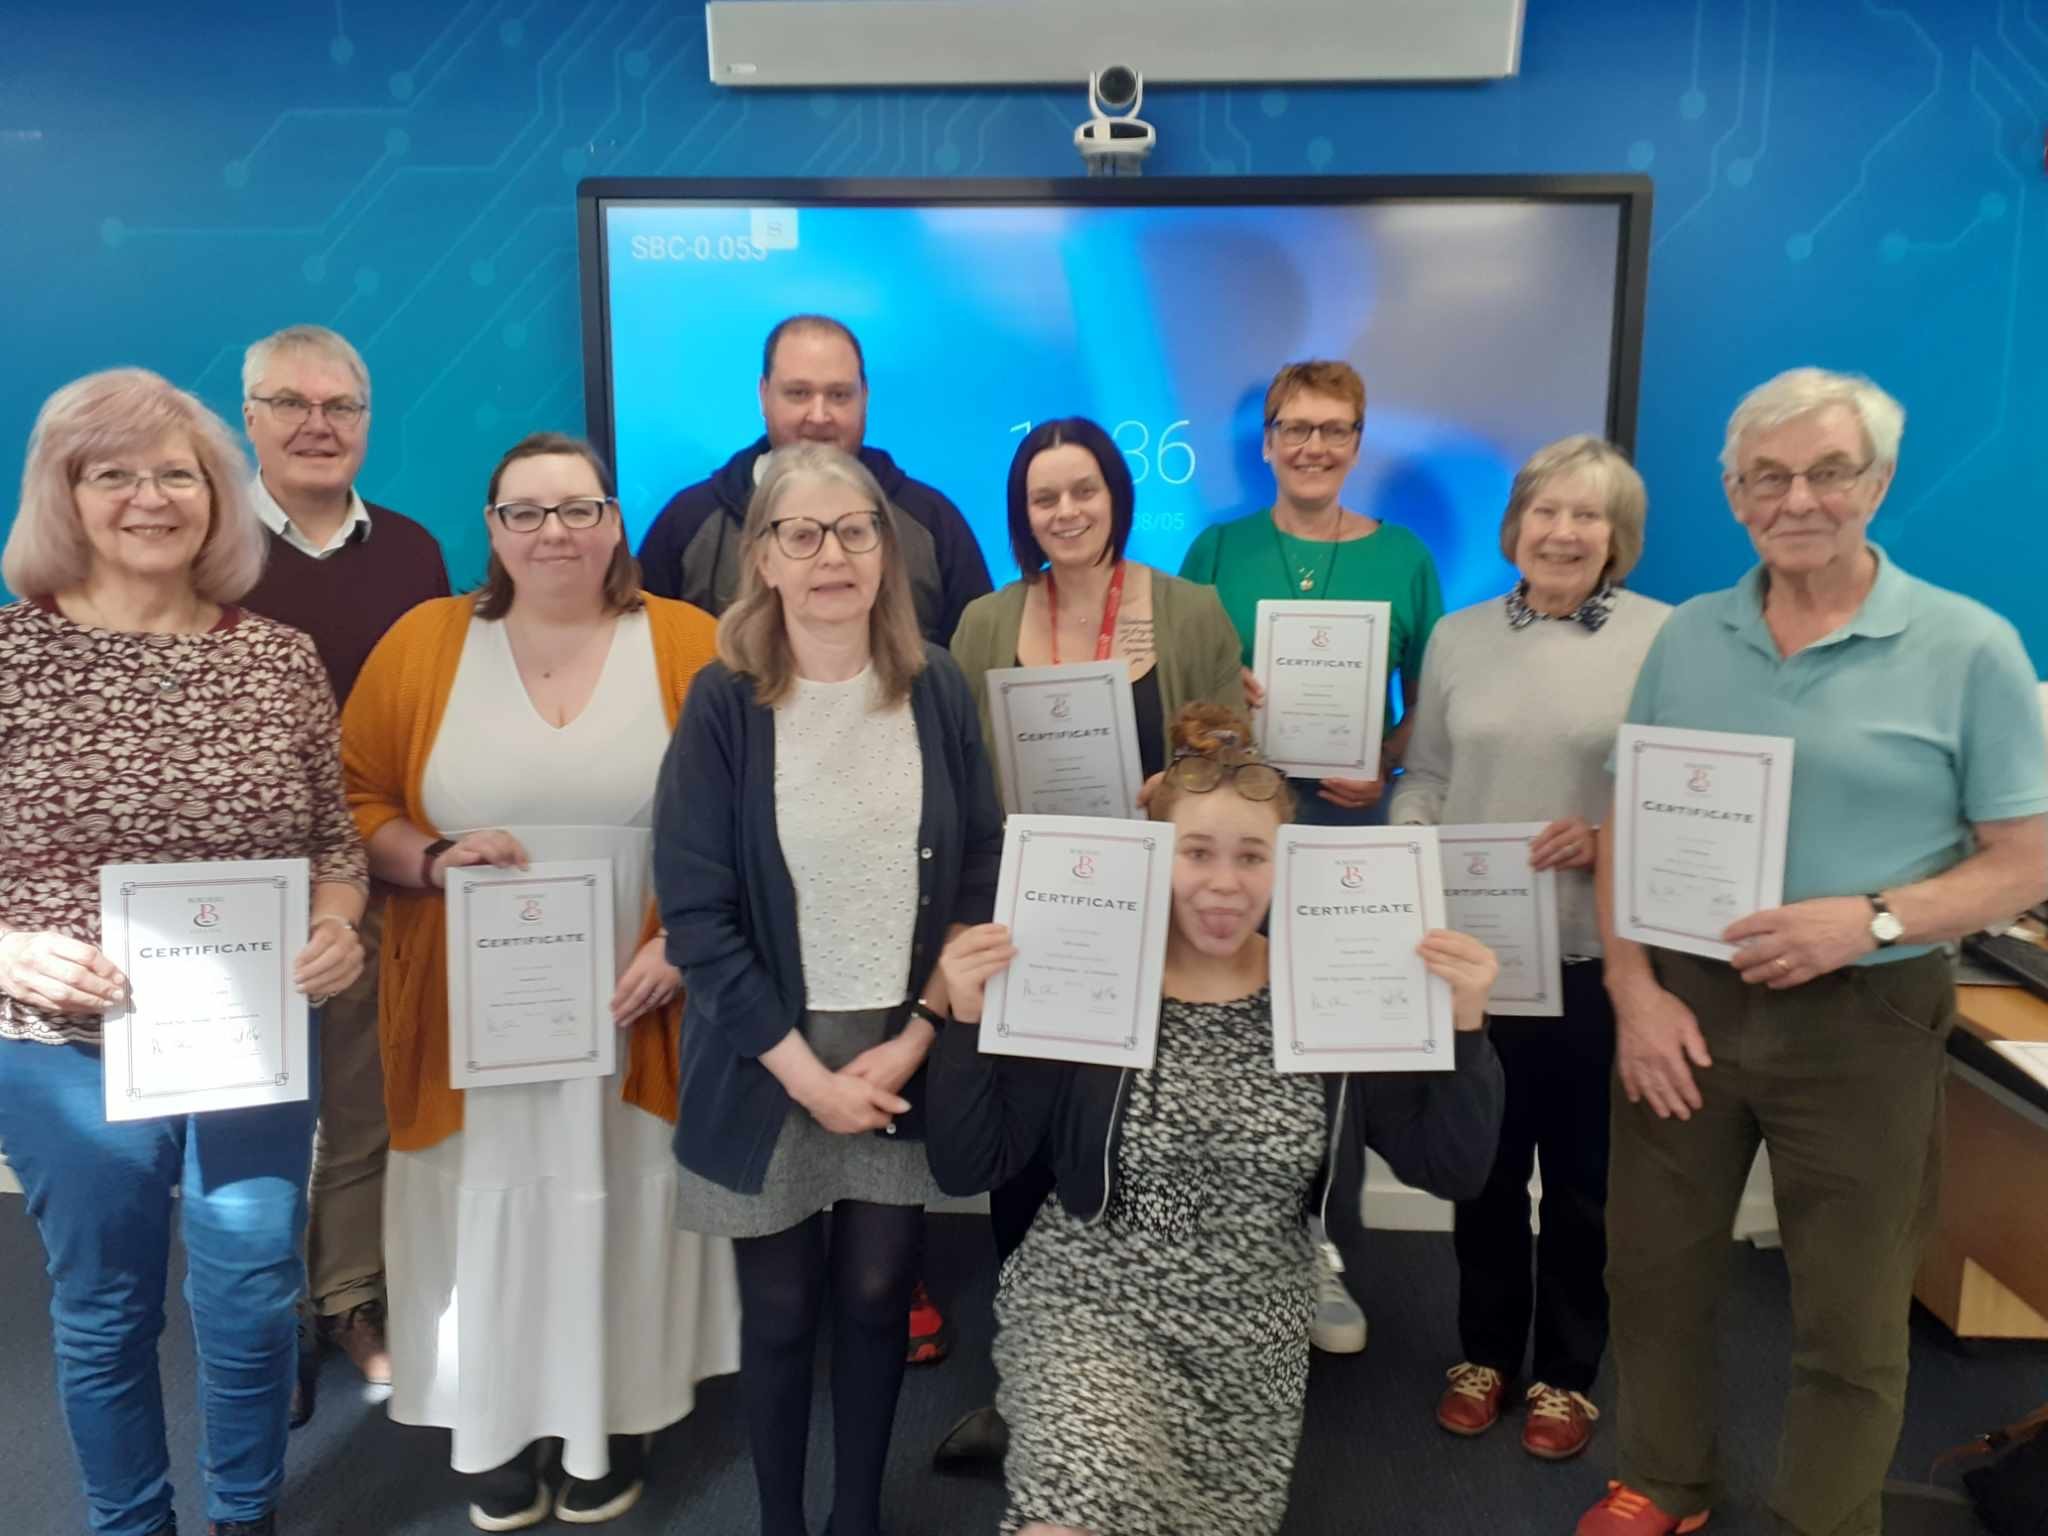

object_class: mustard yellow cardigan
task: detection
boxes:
[339,593,717,1152]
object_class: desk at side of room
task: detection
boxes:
[1914,983,2048,1339]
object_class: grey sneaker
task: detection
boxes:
[1310,1238,1367,1354]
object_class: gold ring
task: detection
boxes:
[1775,957,1791,975]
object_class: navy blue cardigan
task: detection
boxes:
[655,647,1005,1194]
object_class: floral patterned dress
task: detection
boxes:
[992,985,1331,1536]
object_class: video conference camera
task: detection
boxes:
[1075,66,1155,177]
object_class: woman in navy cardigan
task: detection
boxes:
[653,442,1003,1536]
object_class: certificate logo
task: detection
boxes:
[1339,864,1365,890]
[519,897,545,923]
[1072,853,1096,881]
[1687,764,1714,795]
[192,901,221,929]
[1049,692,1071,721]
[1466,852,1490,878]
[1310,626,1332,650]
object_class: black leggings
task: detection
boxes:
[733,1201,925,1536]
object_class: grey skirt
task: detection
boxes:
[671,1007,943,1240]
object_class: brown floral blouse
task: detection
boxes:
[0,599,367,1045]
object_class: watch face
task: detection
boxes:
[1872,912,1906,943]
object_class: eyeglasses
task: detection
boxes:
[1166,746,1285,801]
[249,394,368,429]
[490,497,615,533]
[77,467,208,499]
[767,510,884,559]
[1735,459,1872,502]
[1269,419,1361,449]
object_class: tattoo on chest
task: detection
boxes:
[1118,617,1157,664]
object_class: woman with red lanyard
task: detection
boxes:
[935,415,1244,1469]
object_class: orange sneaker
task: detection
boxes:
[1522,1382,1599,1460]
[906,1279,952,1365]
[1574,1481,1709,1535]
[1436,1362,1508,1435]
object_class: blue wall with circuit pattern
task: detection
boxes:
[3,0,2043,665]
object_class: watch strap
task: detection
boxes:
[421,837,455,888]
[910,999,949,1030]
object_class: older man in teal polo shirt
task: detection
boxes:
[1576,368,2048,1536]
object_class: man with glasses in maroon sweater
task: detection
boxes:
[238,325,450,1420]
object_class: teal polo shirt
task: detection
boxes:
[1620,547,2048,964]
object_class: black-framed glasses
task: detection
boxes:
[1167,746,1285,801]
[490,497,615,533]
[77,467,208,499]
[1269,418,1361,449]
[1735,459,1872,502]
[767,510,884,559]
[249,393,368,429]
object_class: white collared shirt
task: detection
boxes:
[249,474,371,559]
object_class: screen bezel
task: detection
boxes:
[576,174,1654,483]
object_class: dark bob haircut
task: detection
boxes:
[1005,416,1135,578]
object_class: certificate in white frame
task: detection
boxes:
[980,815,1175,1069]
[446,859,617,1089]
[1270,826,1453,1073]
[1251,599,1391,779]
[1612,724,1794,962]
[98,857,311,1122]
[984,660,1146,818]
[1437,822,1562,1017]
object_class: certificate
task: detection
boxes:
[1252,599,1390,779]
[1438,823,1562,1017]
[98,858,310,1122]
[984,660,1146,818]
[1271,827,1452,1073]
[446,860,617,1088]
[1613,724,1794,962]
[981,815,1175,1069]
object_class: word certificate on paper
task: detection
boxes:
[1614,725,1793,962]
[1438,823,1562,1017]
[99,858,310,1122]
[984,660,1145,818]
[1252,599,1390,779]
[446,860,616,1089]
[1271,828,1451,1073]
[981,815,1174,1069]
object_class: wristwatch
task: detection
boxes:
[910,998,949,1030]
[421,837,455,889]
[1866,892,1904,948]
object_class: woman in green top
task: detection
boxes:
[1178,359,1445,826]
[951,416,1245,782]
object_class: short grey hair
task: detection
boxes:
[1498,435,1648,586]
[1720,367,1904,475]
[242,324,372,404]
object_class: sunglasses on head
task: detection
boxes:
[1166,742,1285,801]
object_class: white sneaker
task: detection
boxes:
[1310,1238,1367,1354]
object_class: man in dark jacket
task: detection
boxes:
[637,314,992,644]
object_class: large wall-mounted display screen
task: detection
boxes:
[580,177,1649,609]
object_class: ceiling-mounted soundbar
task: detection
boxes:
[705,0,1525,88]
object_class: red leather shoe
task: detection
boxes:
[1522,1382,1600,1460]
[906,1279,952,1365]
[1435,1362,1508,1435]
[1574,1481,1710,1535]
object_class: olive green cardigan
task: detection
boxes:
[948,568,1247,765]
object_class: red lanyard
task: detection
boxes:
[1046,561,1126,666]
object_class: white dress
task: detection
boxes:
[385,611,743,1479]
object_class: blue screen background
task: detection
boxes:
[604,199,1624,609]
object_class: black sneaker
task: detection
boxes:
[555,1434,648,1525]
[468,1443,551,1532]
[289,1304,318,1430]
[209,1518,275,1536]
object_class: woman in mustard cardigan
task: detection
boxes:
[341,433,741,1531]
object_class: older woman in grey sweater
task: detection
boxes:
[1388,436,1669,1463]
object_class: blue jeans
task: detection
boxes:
[0,1031,318,1535]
